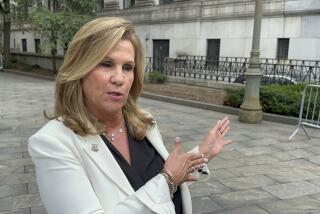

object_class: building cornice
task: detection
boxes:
[96,0,320,25]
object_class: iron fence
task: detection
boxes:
[145,56,320,84]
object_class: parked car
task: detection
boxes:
[234,74,297,85]
[261,75,297,85]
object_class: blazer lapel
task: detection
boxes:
[81,134,135,196]
[146,124,169,160]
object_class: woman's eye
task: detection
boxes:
[123,64,134,71]
[99,62,113,68]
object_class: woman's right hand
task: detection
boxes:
[163,137,208,186]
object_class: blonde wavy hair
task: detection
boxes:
[51,17,154,140]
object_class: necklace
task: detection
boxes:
[104,123,126,142]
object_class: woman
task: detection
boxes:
[28,17,231,214]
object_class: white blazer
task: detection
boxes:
[28,119,200,214]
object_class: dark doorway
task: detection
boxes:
[35,39,41,53]
[207,39,220,65]
[153,40,169,72]
[22,39,27,52]
[277,38,289,59]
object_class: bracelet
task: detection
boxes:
[160,169,177,199]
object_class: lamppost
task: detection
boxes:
[238,0,263,123]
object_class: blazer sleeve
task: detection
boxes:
[28,132,174,214]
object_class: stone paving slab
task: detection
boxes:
[1,71,320,213]
[262,181,320,199]
[210,188,278,209]
[259,196,320,214]
[212,205,270,214]
[192,196,223,214]
[216,174,279,191]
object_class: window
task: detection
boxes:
[35,39,41,53]
[159,0,173,5]
[206,39,220,65]
[123,0,135,9]
[22,39,27,52]
[277,38,289,59]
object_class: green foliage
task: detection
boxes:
[4,61,17,69]
[224,87,245,108]
[10,58,17,63]
[149,71,166,83]
[224,84,314,117]
[64,0,95,15]
[11,0,29,23]
[31,8,93,53]
[260,84,305,117]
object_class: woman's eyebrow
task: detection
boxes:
[102,57,135,64]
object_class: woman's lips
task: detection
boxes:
[106,91,124,101]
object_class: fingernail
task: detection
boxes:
[175,137,180,142]
[201,154,204,158]
[204,158,208,163]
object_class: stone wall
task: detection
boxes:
[11,52,64,71]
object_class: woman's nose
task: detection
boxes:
[110,67,124,85]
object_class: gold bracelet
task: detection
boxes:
[161,169,177,198]
[161,172,174,198]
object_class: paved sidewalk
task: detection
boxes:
[1,71,320,214]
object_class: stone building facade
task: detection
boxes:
[96,0,320,61]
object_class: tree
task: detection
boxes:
[30,0,94,73]
[0,0,15,67]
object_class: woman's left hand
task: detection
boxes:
[198,117,232,160]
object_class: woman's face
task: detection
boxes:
[82,40,135,119]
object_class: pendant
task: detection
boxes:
[91,144,99,152]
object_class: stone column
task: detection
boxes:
[238,0,263,123]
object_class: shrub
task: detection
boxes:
[149,71,166,83]
[4,62,17,69]
[23,64,34,72]
[224,84,311,117]
[32,64,41,69]
[10,58,18,64]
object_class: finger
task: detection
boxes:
[190,162,206,173]
[191,157,208,167]
[185,174,198,182]
[172,137,182,154]
[187,166,196,174]
[187,152,204,161]
[224,139,232,145]
[210,119,221,134]
[219,118,230,133]
[220,116,229,125]
[221,126,230,136]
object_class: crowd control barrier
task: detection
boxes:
[289,84,320,141]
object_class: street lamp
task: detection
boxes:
[238,0,263,123]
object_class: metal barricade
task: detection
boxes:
[289,84,320,141]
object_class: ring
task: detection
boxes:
[190,166,195,173]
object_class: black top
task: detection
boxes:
[100,131,182,214]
